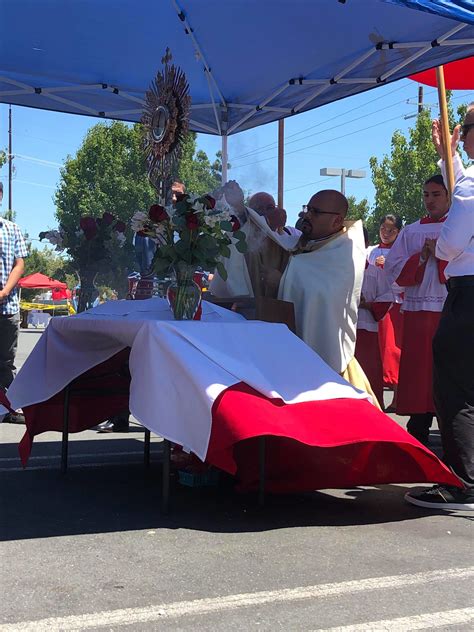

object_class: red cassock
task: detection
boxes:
[355,252,391,406]
[355,329,385,406]
[368,243,404,388]
[378,302,404,387]
[384,218,448,416]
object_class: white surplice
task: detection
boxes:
[358,248,394,333]
[278,220,366,373]
[384,220,447,313]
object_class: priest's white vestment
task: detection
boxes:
[278,221,366,374]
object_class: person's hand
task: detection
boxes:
[425,238,437,257]
[0,289,8,300]
[221,181,244,209]
[260,266,282,291]
[432,119,460,160]
[375,255,385,268]
[266,207,287,232]
[420,238,434,263]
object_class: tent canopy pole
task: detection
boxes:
[435,65,455,196]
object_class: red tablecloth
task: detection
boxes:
[16,351,460,493]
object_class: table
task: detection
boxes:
[27,310,52,328]
[7,297,460,494]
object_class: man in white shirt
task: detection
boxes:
[405,104,474,511]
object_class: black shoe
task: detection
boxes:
[2,412,25,424]
[405,485,474,511]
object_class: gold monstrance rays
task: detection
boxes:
[142,48,191,197]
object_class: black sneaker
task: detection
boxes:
[405,485,474,511]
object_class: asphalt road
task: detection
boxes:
[1,329,473,631]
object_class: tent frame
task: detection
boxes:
[0,19,470,137]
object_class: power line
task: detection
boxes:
[7,153,62,168]
[230,87,472,164]
[230,84,434,162]
[280,91,474,195]
[12,179,56,189]
[230,113,405,170]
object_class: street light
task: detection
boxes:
[320,167,366,196]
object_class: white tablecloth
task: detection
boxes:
[27,310,52,328]
[7,298,369,460]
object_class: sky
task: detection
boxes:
[0,79,472,243]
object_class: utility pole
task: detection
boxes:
[8,104,13,221]
[418,86,424,114]
[277,119,284,207]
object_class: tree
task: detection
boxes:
[54,121,155,294]
[54,123,225,294]
[347,195,371,222]
[177,132,227,194]
[369,93,465,230]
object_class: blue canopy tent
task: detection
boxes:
[1,0,473,182]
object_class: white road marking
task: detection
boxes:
[0,567,472,631]
[317,606,474,631]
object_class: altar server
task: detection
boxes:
[355,229,393,406]
[384,175,449,445]
[368,214,404,411]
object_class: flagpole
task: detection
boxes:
[435,65,455,197]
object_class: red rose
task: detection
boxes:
[149,204,168,223]
[231,215,240,232]
[80,216,96,231]
[115,220,127,233]
[102,211,115,225]
[186,213,199,230]
[204,195,216,209]
[79,216,98,240]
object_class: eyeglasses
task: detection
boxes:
[302,205,341,216]
[460,123,474,139]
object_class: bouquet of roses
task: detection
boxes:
[131,193,247,280]
[39,212,127,268]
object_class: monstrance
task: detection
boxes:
[142,48,191,201]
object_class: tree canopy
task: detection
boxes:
[369,95,466,233]
[54,121,224,294]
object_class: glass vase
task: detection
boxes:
[77,268,99,313]
[166,263,201,320]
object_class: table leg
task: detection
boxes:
[258,436,265,506]
[61,385,70,474]
[144,428,151,468]
[162,439,171,514]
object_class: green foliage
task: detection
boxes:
[0,148,6,169]
[54,121,154,295]
[347,195,371,222]
[369,93,464,232]
[177,132,227,195]
[54,123,225,295]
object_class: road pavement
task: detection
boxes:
[1,329,473,631]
